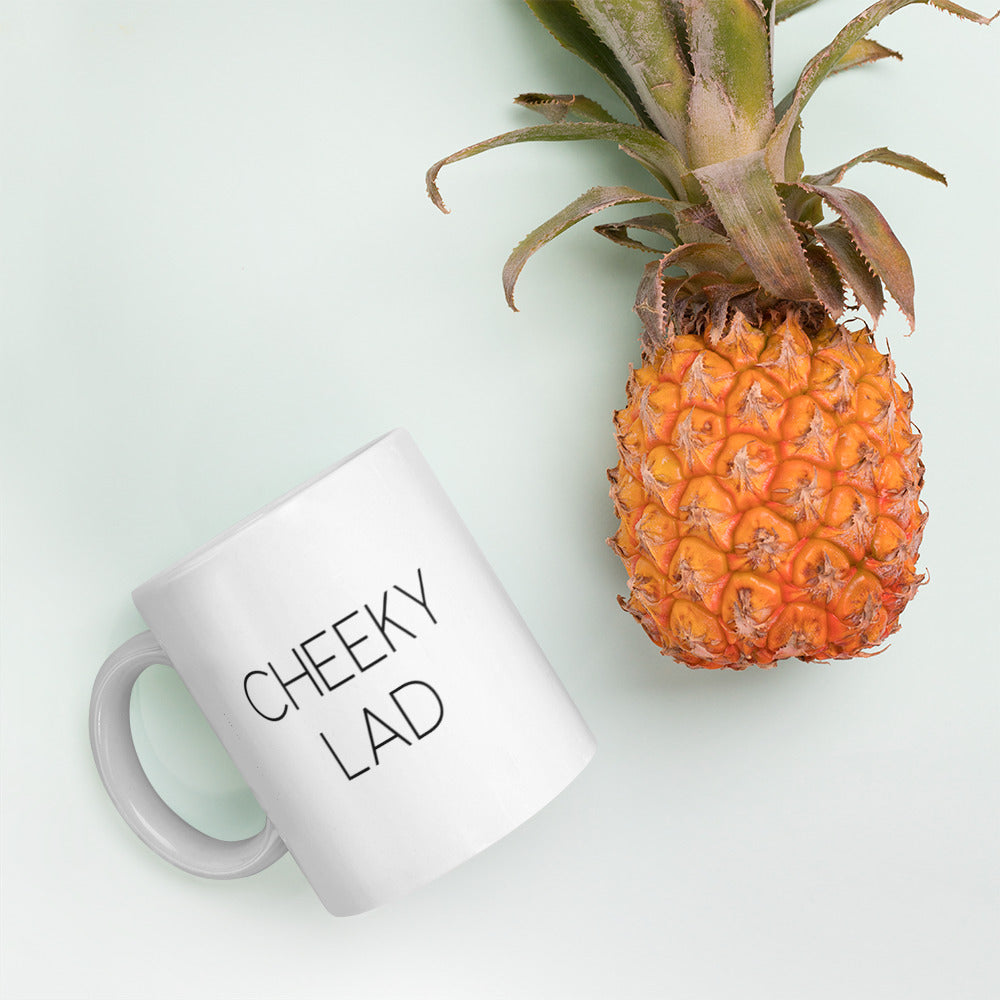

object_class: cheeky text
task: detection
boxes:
[241,567,442,780]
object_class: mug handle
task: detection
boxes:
[89,631,287,878]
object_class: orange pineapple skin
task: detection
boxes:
[608,310,927,669]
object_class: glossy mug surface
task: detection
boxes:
[90,430,595,915]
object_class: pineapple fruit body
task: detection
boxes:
[609,308,926,668]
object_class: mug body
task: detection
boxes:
[133,430,595,915]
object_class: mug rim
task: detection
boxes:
[132,428,404,600]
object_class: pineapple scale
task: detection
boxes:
[608,308,927,669]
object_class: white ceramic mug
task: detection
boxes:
[90,429,596,916]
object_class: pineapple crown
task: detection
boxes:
[427,0,996,347]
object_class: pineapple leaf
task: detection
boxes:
[701,278,761,332]
[658,241,748,277]
[694,150,816,300]
[677,203,727,241]
[813,221,886,322]
[635,251,756,349]
[776,0,823,21]
[426,121,688,210]
[784,118,806,181]
[804,241,847,317]
[594,213,680,254]
[803,146,946,187]
[779,182,825,225]
[522,0,656,129]
[571,0,693,156]
[764,1,778,69]
[774,38,903,122]
[829,37,903,73]
[661,0,694,63]
[682,0,775,167]
[635,256,674,348]
[676,203,730,245]
[502,185,688,310]
[767,0,997,180]
[803,185,912,325]
[514,93,619,124]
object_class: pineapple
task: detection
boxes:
[427,0,995,668]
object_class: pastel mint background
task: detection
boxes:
[2,2,997,998]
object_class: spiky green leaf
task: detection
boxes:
[784,117,806,181]
[661,0,693,60]
[802,184,913,326]
[813,221,886,322]
[767,0,996,179]
[694,151,816,300]
[523,0,656,128]
[514,93,619,124]
[779,181,824,225]
[502,186,688,309]
[426,122,687,210]
[804,146,946,186]
[682,0,775,167]
[774,37,903,121]
[634,252,757,349]
[804,241,847,317]
[830,36,903,72]
[572,0,693,156]
[635,256,674,348]
[776,0,823,21]
[658,240,747,277]
[676,204,727,246]
[594,214,680,253]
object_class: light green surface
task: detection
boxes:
[2,2,998,998]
